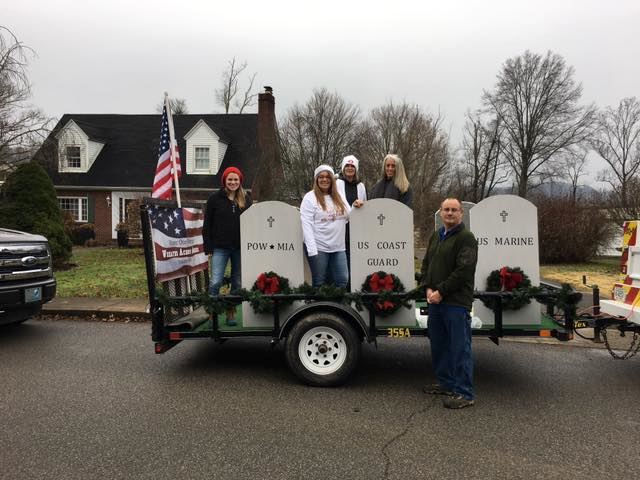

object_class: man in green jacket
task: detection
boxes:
[421,198,478,409]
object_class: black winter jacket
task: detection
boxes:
[420,223,478,310]
[202,189,252,253]
[370,178,413,207]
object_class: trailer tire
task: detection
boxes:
[285,312,361,387]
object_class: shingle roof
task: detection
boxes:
[39,114,258,190]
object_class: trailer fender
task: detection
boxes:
[279,301,369,342]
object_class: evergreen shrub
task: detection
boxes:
[0,162,72,266]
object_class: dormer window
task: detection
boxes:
[56,120,104,173]
[184,119,226,175]
[194,147,210,171]
[66,146,81,168]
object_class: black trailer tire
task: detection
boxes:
[285,312,361,387]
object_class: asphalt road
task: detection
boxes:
[2,319,640,480]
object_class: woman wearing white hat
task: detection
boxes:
[300,165,351,288]
[336,155,367,209]
[336,155,367,286]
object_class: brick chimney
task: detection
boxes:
[252,87,283,201]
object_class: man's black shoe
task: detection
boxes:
[422,383,454,396]
[443,394,475,409]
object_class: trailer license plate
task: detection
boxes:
[24,287,42,303]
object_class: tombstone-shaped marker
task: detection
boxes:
[241,201,305,327]
[470,195,541,325]
[350,199,415,326]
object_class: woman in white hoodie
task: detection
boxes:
[300,165,350,288]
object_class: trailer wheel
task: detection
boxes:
[285,312,361,387]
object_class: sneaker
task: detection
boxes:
[443,394,475,409]
[225,306,237,326]
[422,383,454,396]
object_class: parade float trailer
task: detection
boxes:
[140,196,639,386]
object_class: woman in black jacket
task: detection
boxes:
[369,154,413,208]
[203,166,252,325]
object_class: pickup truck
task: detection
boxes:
[0,228,56,325]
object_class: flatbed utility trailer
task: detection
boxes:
[141,198,636,386]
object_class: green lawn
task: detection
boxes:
[56,247,622,299]
[540,256,622,294]
[54,247,147,298]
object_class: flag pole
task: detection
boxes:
[164,92,182,208]
[164,93,190,303]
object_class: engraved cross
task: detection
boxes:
[500,210,508,223]
[377,213,386,226]
[267,216,275,228]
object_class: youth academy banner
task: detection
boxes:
[148,205,208,282]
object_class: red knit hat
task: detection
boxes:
[221,166,244,186]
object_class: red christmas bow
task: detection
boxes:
[369,273,394,293]
[257,273,280,294]
[376,300,396,311]
[499,267,523,291]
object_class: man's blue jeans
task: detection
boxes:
[308,251,348,288]
[209,248,241,295]
[427,303,474,400]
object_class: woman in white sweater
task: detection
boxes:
[300,165,351,288]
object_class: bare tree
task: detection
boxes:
[483,50,596,198]
[155,97,189,114]
[215,57,257,114]
[0,26,51,170]
[279,88,361,200]
[458,110,508,202]
[591,97,640,218]
[557,147,589,203]
[357,101,450,228]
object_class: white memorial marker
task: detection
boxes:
[470,195,541,326]
[350,199,415,327]
[241,201,305,327]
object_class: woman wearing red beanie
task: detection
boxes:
[202,166,252,325]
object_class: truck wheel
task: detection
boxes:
[285,312,361,387]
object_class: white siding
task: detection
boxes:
[184,120,220,175]
[56,121,89,172]
[218,142,228,171]
[87,140,105,170]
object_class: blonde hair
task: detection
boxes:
[225,185,247,209]
[313,174,347,214]
[381,154,410,194]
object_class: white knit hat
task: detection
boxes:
[341,155,359,173]
[314,164,334,178]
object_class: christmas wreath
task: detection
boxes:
[481,266,532,311]
[361,271,406,316]
[249,271,293,314]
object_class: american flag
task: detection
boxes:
[148,205,208,282]
[152,103,182,200]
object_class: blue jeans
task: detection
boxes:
[308,251,348,288]
[208,248,241,295]
[427,304,474,400]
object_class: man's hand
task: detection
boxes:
[427,289,442,304]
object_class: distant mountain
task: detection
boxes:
[492,182,600,199]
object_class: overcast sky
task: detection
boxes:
[5,0,640,182]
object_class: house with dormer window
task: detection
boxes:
[35,89,279,243]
